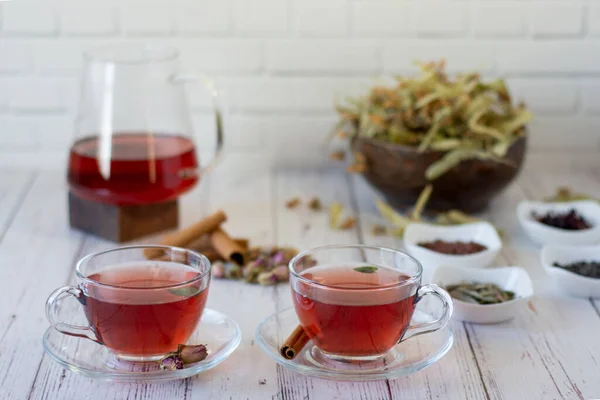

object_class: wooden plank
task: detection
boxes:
[351,175,488,400]
[462,162,600,400]
[28,235,194,400]
[0,169,85,400]
[8,171,81,239]
[189,153,280,400]
[28,160,213,399]
[274,168,393,400]
[0,169,35,238]
[29,155,279,400]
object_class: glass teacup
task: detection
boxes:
[46,246,211,361]
[289,245,453,365]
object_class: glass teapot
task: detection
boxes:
[67,44,223,206]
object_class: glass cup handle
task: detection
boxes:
[171,73,224,174]
[46,286,101,344]
[400,284,453,343]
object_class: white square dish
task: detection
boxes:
[517,200,600,246]
[431,266,534,324]
[404,222,502,270]
[540,244,600,298]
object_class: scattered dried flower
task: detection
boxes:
[308,197,322,211]
[346,152,368,174]
[371,224,387,236]
[257,271,278,286]
[329,150,346,162]
[159,354,184,371]
[329,202,344,229]
[213,246,302,285]
[211,261,225,279]
[339,217,356,230]
[285,197,301,209]
[271,265,290,282]
[178,344,208,364]
[225,264,243,279]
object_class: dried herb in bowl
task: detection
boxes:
[418,240,487,255]
[532,209,591,230]
[446,282,515,304]
[553,261,600,279]
[334,60,533,180]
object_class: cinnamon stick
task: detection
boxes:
[210,227,246,265]
[279,325,310,360]
[144,210,227,259]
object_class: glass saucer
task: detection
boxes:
[43,308,241,382]
[255,308,453,381]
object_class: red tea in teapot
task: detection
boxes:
[68,133,199,205]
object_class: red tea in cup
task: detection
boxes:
[85,262,208,358]
[289,245,453,365]
[46,246,211,361]
[292,265,417,356]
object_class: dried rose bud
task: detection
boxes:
[178,344,208,364]
[285,198,301,209]
[225,263,243,279]
[244,262,264,283]
[272,265,290,282]
[257,271,278,286]
[212,261,225,279]
[272,251,285,265]
[159,354,184,370]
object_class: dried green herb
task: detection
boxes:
[375,185,500,238]
[334,60,533,180]
[446,282,515,305]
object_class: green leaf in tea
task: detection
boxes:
[168,286,201,297]
[354,266,378,274]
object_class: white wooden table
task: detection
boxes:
[2,153,600,400]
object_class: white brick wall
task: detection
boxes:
[0,0,599,164]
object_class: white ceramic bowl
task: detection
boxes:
[540,244,600,298]
[432,266,534,324]
[517,200,600,246]
[404,222,502,270]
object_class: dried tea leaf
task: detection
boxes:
[330,202,344,229]
[376,199,411,228]
[411,184,433,221]
[425,148,508,181]
[430,138,462,151]
[285,197,301,209]
[354,266,378,274]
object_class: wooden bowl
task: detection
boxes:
[352,136,527,213]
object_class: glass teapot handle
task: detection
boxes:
[171,74,224,174]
